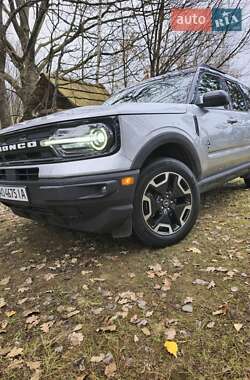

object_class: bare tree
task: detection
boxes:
[0,1,12,128]
[0,0,249,128]
[0,0,136,127]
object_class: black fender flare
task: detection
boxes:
[131,132,202,179]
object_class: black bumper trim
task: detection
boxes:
[0,170,139,238]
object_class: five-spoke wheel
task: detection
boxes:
[133,158,200,248]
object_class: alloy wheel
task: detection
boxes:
[142,171,192,236]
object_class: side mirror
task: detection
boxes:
[197,90,230,108]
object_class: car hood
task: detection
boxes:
[0,103,187,134]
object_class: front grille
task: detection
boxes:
[0,168,39,181]
[0,125,57,166]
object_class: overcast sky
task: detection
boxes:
[229,0,250,84]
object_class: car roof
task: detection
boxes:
[110,64,249,100]
[145,64,249,91]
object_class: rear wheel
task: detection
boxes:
[133,158,200,248]
[244,175,250,188]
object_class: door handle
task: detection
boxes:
[227,118,238,125]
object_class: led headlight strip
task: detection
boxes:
[41,126,109,152]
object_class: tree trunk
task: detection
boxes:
[0,55,11,128]
[20,60,39,120]
[0,2,11,128]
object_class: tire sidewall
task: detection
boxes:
[133,158,200,247]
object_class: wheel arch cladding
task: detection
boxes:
[131,133,202,179]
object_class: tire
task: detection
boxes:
[244,175,250,188]
[133,158,200,248]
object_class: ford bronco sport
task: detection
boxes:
[0,64,249,247]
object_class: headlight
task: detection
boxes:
[40,119,118,158]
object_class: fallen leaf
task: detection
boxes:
[26,315,40,326]
[192,279,209,286]
[5,310,16,318]
[231,287,239,292]
[234,323,243,332]
[0,277,10,286]
[97,325,117,333]
[64,310,80,319]
[23,308,40,318]
[103,352,114,365]
[162,278,171,291]
[204,266,227,273]
[0,347,11,356]
[68,332,84,346]
[40,321,54,333]
[183,297,193,304]
[225,270,235,279]
[172,257,183,269]
[212,309,224,316]
[141,327,151,336]
[187,247,201,254]
[147,264,167,278]
[207,280,216,289]
[18,287,29,293]
[17,298,28,305]
[91,277,106,283]
[0,298,6,308]
[104,361,117,378]
[90,353,106,363]
[212,303,229,316]
[26,361,41,370]
[206,321,215,329]
[73,324,83,332]
[165,318,178,326]
[44,273,56,281]
[134,335,139,343]
[7,359,23,370]
[164,340,178,358]
[1,320,8,330]
[165,327,176,340]
[92,308,104,315]
[7,347,23,358]
[182,303,193,313]
[24,277,33,285]
[81,270,93,276]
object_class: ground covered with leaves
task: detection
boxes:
[0,180,249,380]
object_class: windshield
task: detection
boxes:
[105,72,194,105]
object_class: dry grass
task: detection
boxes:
[0,180,249,380]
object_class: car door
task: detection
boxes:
[225,80,250,165]
[192,70,241,177]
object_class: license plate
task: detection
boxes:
[0,186,29,203]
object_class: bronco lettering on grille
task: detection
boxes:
[0,141,38,153]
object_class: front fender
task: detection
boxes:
[131,132,202,179]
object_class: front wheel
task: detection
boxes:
[133,158,200,248]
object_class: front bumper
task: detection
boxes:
[0,170,139,238]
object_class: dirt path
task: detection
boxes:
[0,180,249,380]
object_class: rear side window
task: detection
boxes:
[241,85,250,110]
[197,72,221,96]
[226,80,247,112]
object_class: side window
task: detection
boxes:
[197,72,221,97]
[241,86,250,111]
[226,81,247,112]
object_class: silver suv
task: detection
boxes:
[0,64,249,247]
